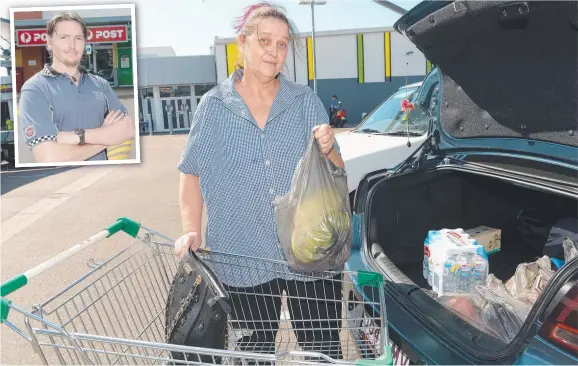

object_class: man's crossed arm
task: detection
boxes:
[19,85,136,163]
[32,111,135,163]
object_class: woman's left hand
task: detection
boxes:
[313,124,334,155]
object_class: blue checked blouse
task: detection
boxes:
[177,68,341,288]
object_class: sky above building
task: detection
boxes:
[1,0,422,56]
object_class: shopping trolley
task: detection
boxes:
[1,217,393,365]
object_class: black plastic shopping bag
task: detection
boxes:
[274,134,352,272]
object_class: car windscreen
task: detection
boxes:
[354,86,425,135]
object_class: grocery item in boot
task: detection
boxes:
[425,229,489,297]
[505,255,555,306]
[465,226,501,255]
[543,217,578,260]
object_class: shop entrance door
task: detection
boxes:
[160,97,192,133]
[117,48,133,87]
[93,46,115,85]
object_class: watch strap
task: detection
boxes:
[75,128,85,145]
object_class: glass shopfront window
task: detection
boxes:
[158,85,193,132]
[80,53,91,72]
[194,84,215,104]
[139,88,155,133]
[95,47,115,83]
[159,85,191,98]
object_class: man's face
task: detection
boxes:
[48,20,86,68]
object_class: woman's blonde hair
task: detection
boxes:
[232,2,303,72]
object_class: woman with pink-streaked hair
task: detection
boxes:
[175,2,345,361]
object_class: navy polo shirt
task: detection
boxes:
[18,64,128,161]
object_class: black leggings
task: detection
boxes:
[224,276,343,363]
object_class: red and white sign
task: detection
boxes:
[86,26,128,43]
[16,25,128,46]
[16,29,46,47]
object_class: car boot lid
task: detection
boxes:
[394,1,578,164]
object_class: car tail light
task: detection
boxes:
[539,281,578,356]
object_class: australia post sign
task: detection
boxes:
[16,25,128,46]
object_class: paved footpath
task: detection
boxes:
[0,129,350,364]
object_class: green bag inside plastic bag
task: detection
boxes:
[274,134,352,272]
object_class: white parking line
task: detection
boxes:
[54,169,112,194]
[2,196,72,242]
[2,169,112,242]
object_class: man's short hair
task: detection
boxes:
[333,95,337,98]
[46,11,88,39]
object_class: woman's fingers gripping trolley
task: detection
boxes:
[174,231,202,259]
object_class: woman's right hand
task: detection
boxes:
[174,231,202,259]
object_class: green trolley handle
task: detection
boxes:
[1,217,141,323]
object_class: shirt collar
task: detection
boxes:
[40,63,89,78]
[213,68,307,125]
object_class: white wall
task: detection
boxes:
[213,28,427,84]
[281,41,296,82]
[390,32,426,77]
[137,55,215,88]
[214,44,227,83]
[315,34,358,80]
[363,32,385,83]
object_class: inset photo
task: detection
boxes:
[9,4,140,167]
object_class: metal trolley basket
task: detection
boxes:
[1,217,393,365]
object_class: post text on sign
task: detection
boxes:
[16,25,128,46]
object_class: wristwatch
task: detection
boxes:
[74,128,86,145]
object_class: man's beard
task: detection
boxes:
[62,59,80,68]
[53,53,80,69]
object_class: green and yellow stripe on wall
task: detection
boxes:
[225,43,242,76]
[306,37,314,81]
[357,34,364,84]
[384,32,392,81]
[426,60,433,74]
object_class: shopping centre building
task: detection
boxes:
[12,8,134,91]
[137,53,216,135]
[8,12,430,135]
[137,25,430,134]
[215,26,430,124]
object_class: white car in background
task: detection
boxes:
[335,80,439,200]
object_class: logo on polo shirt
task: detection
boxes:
[93,91,105,100]
[25,125,35,138]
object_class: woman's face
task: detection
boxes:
[240,17,289,80]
